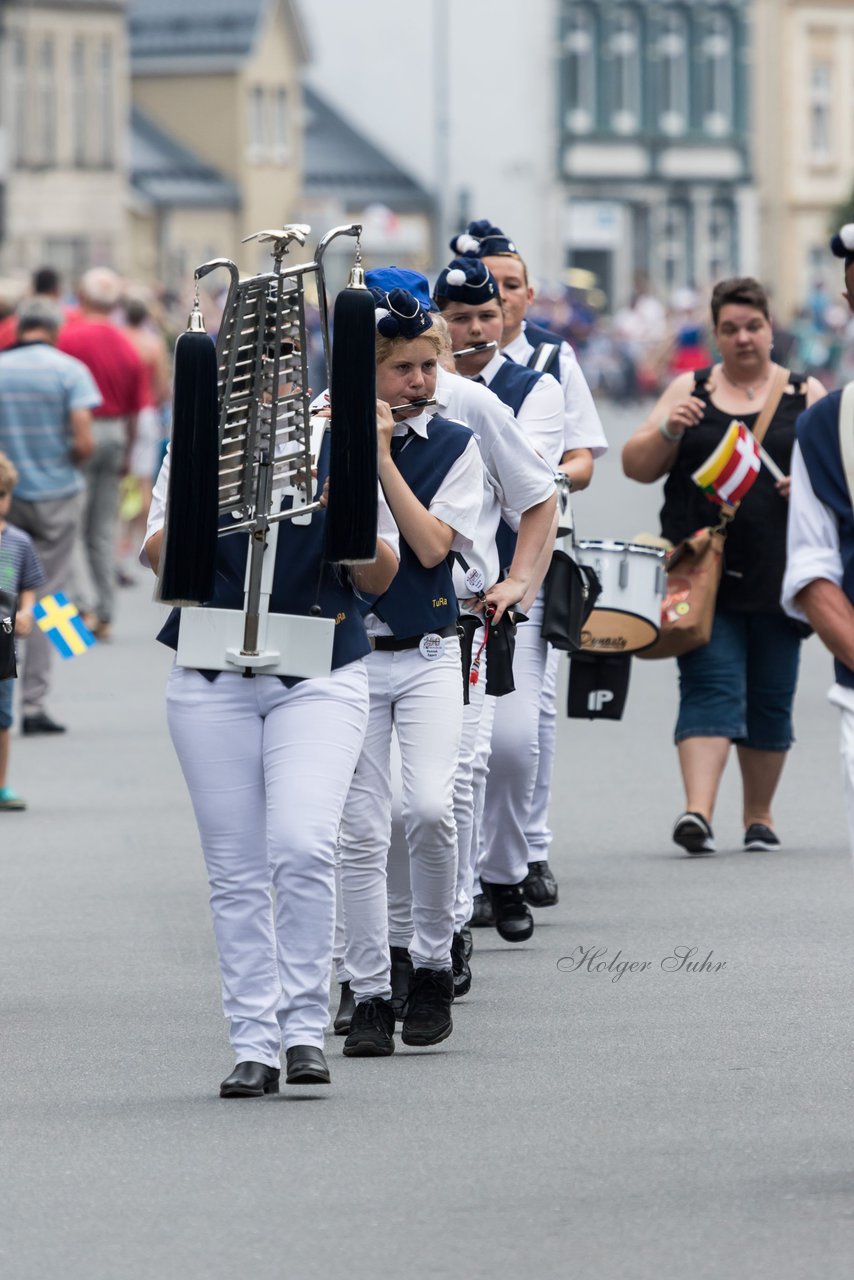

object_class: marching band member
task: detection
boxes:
[452,220,608,908]
[346,268,558,1007]
[433,255,564,945]
[337,288,484,1057]
[142,398,399,1098]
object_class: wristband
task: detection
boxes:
[659,418,684,444]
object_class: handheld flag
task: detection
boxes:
[692,421,761,507]
[33,593,96,659]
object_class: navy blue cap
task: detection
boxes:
[371,287,433,340]
[433,257,500,306]
[830,224,854,268]
[450,219,518,259]
[365,266,435,312]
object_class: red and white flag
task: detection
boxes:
[692,422,761,507]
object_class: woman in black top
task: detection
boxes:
[623,278,825,856]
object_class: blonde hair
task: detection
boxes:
[376,326,445,368]
[0,452,19,493]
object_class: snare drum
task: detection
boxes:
[574,540,666,653]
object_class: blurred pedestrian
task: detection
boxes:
[0,453,46,807]
[119,295,172,584]
[0,297,98,735]
[58,269,147,641]
[622,277,825,855]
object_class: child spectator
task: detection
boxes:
[0,453,46,809]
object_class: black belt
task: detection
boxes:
[370,623,458,652]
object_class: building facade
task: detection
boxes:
[129,0,309,278]
[558,0,756,308]
[754,0,854,320]
[0,0,130,280]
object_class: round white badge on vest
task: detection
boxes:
[464,567,486,595]
[419,633,446,661]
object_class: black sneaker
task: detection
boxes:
[22,711,66,735]
[401,968,453,1046]
[744,823,781,851]
[389,946,414,1021]
[480,880,534,942]
[522,860,559,907]
[672,811,715,855]
[451,931,472,998]
[469,892,495,928]
[342,997,396,1057]
[332,980,356,1036]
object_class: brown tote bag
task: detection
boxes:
[637,365,790,661]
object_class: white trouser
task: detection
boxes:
[166,661,369,1066]
[835,694,854,856]
[526,644,560,861]
[338,640,463,1002]
[477,593,549,886]
[383,638,501,938]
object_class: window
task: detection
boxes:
[661,203,689,291]
[11,34,28,167]
[809,62,832,160]
[248,85,266,160]
[71,39,88,166]
[34,38,56,165]
[700,11,734,137]
[563,6,596,134]
[656,11,688,136]
[608,7,642,135]
[96,39,115,166]
[273,88,290,162]
[708,201,735,282]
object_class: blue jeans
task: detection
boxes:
[675,610,802,751]
[0,677,13,731]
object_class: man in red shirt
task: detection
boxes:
[59,269,146,639]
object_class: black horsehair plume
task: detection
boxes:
[324,273,378,564]
[158,310,219,605]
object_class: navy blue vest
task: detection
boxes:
[488,357,547,572]
[368,414,472,636]
[157,432,371,683]
[797,390,854,688]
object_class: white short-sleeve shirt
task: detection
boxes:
[503,322,608,458]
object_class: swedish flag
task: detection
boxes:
[33,593,96,659]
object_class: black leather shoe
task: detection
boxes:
[522,860,559,907]
[481,880,534,942]
[333,980,356,1036]
[343,996,396,1057]
[451,931,472,998]
[460,924,473,959]
[469,892,495,928]
[401,968,453,1046]
[285,1045,331,1085]
[389,945,414,1021]
[22,711,66,736]
[219,1061,280,1098]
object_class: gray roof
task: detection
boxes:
[129,0,308,74]
[130,107,240,208]
[303,87,434,215]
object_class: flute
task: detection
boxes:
[390,397,437,416]
[452,341,498,359]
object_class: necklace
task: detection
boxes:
[720,362,775,401]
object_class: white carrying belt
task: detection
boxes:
[839,381,854,505]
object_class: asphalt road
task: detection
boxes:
[2,398,854,1280]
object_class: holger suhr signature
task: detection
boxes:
[557,945,727,983]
